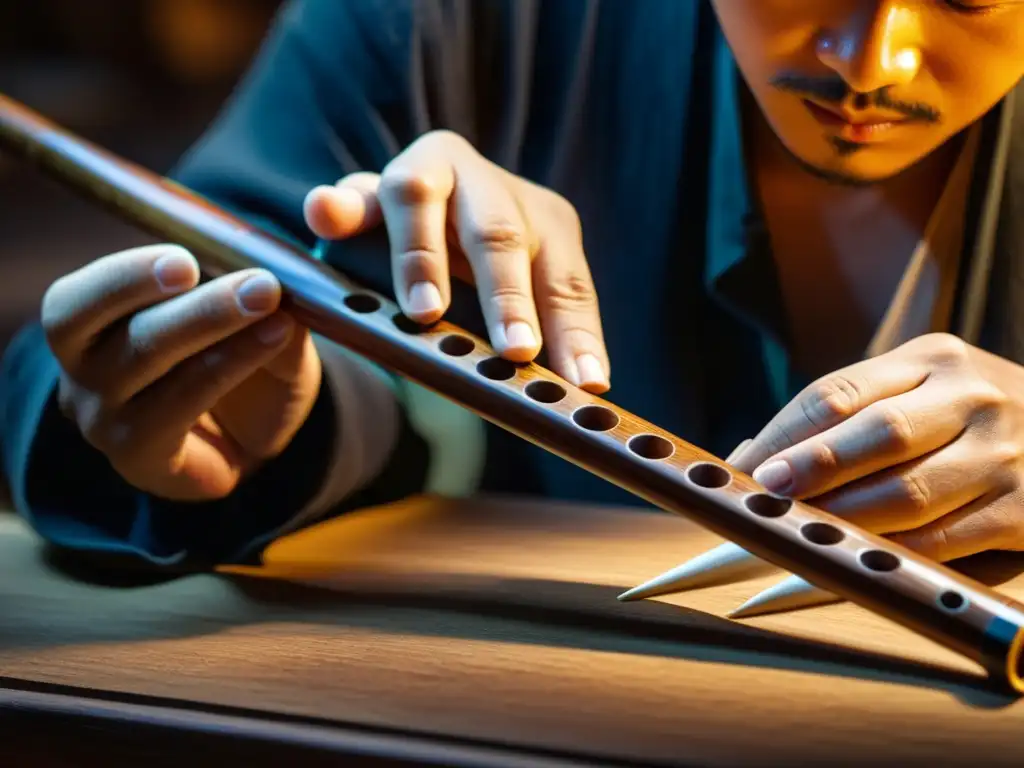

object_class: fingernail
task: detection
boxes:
[236,273,279,315]
[504,321,537,352]
[753,460,793,494]
[407,281,443,316]
[153,250,198,292]
[256,314,292,345]
[575,353,608,389]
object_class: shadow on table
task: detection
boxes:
[3,533,1019,713]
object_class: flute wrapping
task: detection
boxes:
[3,92,1024,692]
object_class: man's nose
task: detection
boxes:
[816,1,922,95]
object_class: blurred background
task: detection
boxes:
[0,0,284,352]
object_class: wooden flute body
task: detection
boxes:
[2,92,1024,692]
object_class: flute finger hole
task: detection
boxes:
[392,313,430,334]
[938,590,969,613]
[801,522,845,546]
[628,434,674,460]
[571,405,619,432]
[686,462,731,489]
[744,493,791,518]
[344,294,381,313]
[859,549,900,572]
[477,357,517,381]
[525,380,566,404]
[439,335,475,357]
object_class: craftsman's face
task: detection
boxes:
[711,0,1024,184]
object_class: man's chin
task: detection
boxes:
[782,144,906,187]
[791,156,886,187]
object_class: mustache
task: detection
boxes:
[770,74,941,123]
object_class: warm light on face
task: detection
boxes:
[891,48,920,73]
[710,0,1024,184]
[878,6,916,71]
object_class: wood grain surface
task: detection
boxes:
[3,496,1024,766]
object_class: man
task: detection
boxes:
[2,0,1023,572]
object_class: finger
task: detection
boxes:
[41,244,200,370]
[451,163,542,363]
[733,354,930,475]
[532,227,610,392]
[375,139,459,325]
[726,439,753,464]
[208,325,321,457]
[889,492,1021,564]
[108,312,297,478]
[753,380,972,498]
[303,172,383,240]
[810,438,1005,534]
[85,268,284,402]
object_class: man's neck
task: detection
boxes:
[743,99,967,375]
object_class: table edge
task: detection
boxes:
[0,676,667,768]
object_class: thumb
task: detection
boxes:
[304,171,383,240]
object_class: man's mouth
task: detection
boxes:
[802,99,911,144]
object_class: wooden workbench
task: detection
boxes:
[2,495,1024,766]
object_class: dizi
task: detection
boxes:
[2,91,1024,692]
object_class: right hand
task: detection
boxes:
[303,130,611,392]
[41,244,322,502]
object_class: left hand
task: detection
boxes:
[732,333,1024,563]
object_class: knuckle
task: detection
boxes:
[964,380,1009,416]
[420,129,471,152]
[397,248,445,275]
[545,191,582,232]
[807,440,840,474]
[956,382,1009,441]
[992,440,1024,466]
[466,218,529,254]
[379,166,442,205]
[488,284,533,311]
[544,273,599,312]
[123,314,164,364]
[898,472,931,515]
[873,404,916,452]
[917,526,950,560]
[187,347,233,394]
[802,376,862,428]
[79,409,132,455]
[920,332,970,367]
[988,441,1023,489]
